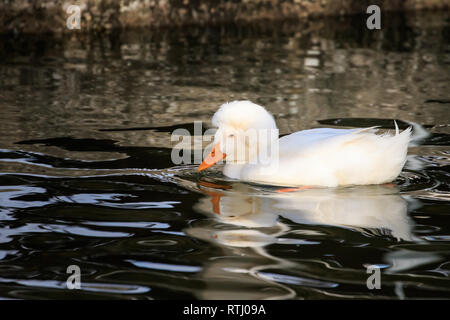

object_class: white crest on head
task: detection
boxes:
[212,100,277,131]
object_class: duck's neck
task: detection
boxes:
[222,132,279,179]
[223,163,246,179]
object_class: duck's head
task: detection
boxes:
[198,101,278,172]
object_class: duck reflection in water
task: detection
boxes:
[183,179,428,299]
[192,181,415,242]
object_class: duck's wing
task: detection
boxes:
[278,127,379,155]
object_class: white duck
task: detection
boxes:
[198,101,411,187]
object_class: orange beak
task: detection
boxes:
[198,142,226,172]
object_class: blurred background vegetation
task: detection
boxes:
[0,0,448,33]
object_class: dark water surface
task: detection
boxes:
[0,11,449,299]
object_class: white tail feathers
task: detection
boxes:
[403,120,430,146]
